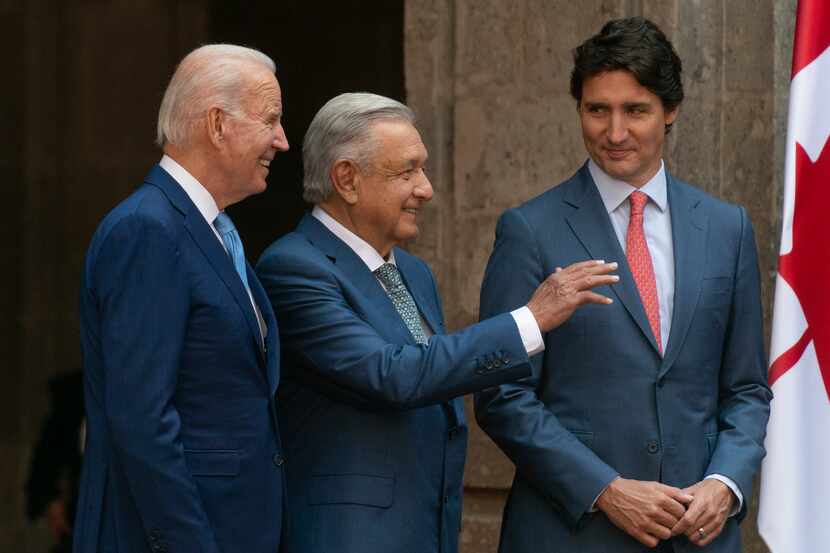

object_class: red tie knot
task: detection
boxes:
[629,191,649,217]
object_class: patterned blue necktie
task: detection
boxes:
[374,263,428,345]
[213,212,250,293]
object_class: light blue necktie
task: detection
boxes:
[214,212,250,292]
[374,263,428,345]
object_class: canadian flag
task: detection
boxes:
[757,1,830,551]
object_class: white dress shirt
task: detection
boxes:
[311,206,544,355]
[158,155,266,340]
[587,159,742,513]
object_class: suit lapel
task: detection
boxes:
[659,175,707,378]
[145,165,267,371]
[248,264,279,394]
[563,165,661,354]
[296,215,419,346]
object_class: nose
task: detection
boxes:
[607,112,628,144]
[414,171,433,201]
[272,123,289,152]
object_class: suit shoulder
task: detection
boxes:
[256,232,332,277]
[91,186,183,253]
[497,172,579,234]
[670,177,748,230]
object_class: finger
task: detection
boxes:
[632,530,660,549]
[559,259,607,274]
[576,274,620,292]
[674,502,703,537]
[698,522,724,547]
[582,260,618,276]
[672,510,696,537]
[576,291,613,306]
[643,521,673,542]
[658,494,689,521]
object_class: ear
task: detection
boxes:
[330,160,360,205]
[664,105,679,126]
[206,107,227,149]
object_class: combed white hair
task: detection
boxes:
[156,44,275,147]
[302,92,415,204]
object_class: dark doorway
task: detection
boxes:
[211,0,406,260]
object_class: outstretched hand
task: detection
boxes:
[527,260,619,333]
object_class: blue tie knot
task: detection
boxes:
[214,212,237,236]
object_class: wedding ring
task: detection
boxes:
[698,528,706,538]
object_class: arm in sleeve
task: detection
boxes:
[255,248,532,411]
[94,215,219,552]
[705,206,773,521]
[474,208,619,528]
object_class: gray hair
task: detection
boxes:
[302,92,415,204]
[156,44,276,147]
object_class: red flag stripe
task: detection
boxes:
[792,0,830,77]
[769,328,812,387]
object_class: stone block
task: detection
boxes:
[523,0,623,96]
[454,95,530,211]
[455,0,523,98]
[451,211,502,325]
[725,0,774,92]
[459,488,508,553]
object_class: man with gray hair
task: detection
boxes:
[75,44,289,553]
[255,92,618,553]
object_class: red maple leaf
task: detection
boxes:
[769,137,830,401]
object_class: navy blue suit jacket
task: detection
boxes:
[75,165,285,553]
[255,214,532,553]
[475,165,772,553]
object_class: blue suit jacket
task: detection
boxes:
[475,165,772,553]
[75,165,285,553]
[255,214,532,553]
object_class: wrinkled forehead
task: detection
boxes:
[241,65,282,113]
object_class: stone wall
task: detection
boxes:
[405,1,795,551]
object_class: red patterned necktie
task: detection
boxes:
[626,191,662,352]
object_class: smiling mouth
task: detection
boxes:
[402,208,419,216]
[258,159,271,168]
[605,149,632,160]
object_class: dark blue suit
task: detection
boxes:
[476,165,771,553]
[255,214,531,553]
[75,165,285,553]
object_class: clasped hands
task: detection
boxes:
[596,477,734,548]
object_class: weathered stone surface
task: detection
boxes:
[459,488,507,553]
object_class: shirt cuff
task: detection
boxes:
[510,306,545,356]
[705,474,743,516]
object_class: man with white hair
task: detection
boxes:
[255,92,618,553]
[75,44,289,553]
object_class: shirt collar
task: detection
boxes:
[587,158,668,214]
[311,206,395,272]
[159,155,221,225]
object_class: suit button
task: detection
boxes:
[656,378,664,389]
[493,359,502,368]
[647,440,660,454]
[503,354,510,365]
[443,495,450,504]
[273,453,285,467]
